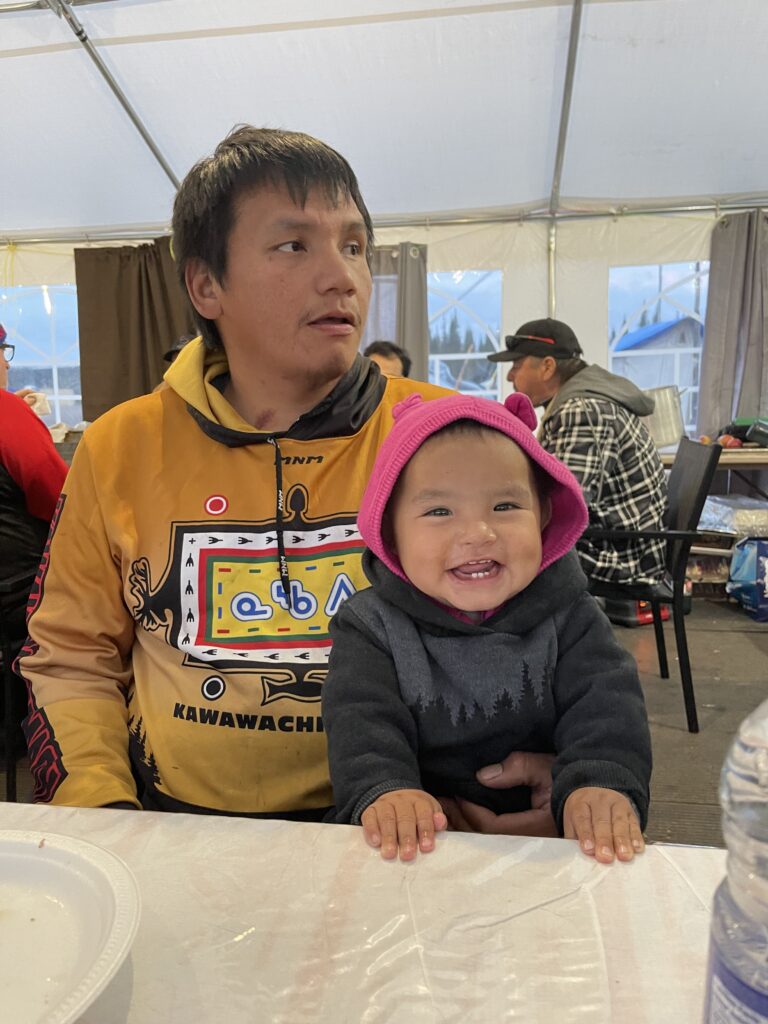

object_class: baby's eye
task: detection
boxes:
[277,240,305,253]
[424,507,451,517]
[494,502,521,512]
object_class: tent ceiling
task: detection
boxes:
[2,0,766,239]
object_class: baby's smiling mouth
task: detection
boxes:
[450,559,500,580]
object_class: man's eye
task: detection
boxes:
[344,242,363,256]
[277,240,304,253]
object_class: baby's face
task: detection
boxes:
[389,430,546,614]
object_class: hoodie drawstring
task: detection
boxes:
[267,436,293,612]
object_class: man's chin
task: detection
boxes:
[300,351,357,393]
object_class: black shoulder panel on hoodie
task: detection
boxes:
[186,355,386,448]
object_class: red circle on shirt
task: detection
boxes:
[205,495,228,516]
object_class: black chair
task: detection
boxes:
[0,569,35,801]
[586,438,723,734]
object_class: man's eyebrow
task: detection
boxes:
[270,217,367,234]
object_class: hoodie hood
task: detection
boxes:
[358,392,588,584]
[543,363,655,424]
[164,337,385,446]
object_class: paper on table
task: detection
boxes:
[27,391,51,415]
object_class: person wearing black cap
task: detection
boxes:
[489,317,667,588]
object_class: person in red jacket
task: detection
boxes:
[0,334,68,750]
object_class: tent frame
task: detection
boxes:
[4,0,768,302]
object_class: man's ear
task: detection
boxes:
[540,356,559,382]
[185,259,222,320]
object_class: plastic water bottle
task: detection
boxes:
[703,699,768,1021]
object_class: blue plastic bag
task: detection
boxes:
[727,538,768,622]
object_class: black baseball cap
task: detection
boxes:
[488,318,583,362]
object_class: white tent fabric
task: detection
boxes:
[2,0,767,237]
[0,0,760,381]
[376,213,713,375]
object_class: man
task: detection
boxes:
[0,333,67,620]
[0,331,68,753]
[19,127,554,827]
[490,317,667,587]
[363,340,411,377]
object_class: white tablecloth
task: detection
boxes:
[0,804,725,1023]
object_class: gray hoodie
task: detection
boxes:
[537,364,667,586]
[542,363,655,426]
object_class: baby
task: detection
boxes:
[323,393,651,864]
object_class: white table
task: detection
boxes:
[0,804,725,1023]
[660,448,768,470]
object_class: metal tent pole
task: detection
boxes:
[43,0,180,190]
[547,0,584,317]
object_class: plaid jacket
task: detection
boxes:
[540,395,667,585]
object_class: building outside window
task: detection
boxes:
[1,284,83,426]
[428,270,502,399]
[608,261,709,435]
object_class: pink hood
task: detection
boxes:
[358,392,588,583]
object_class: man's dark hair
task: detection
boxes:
[552,356,588,385]
[363,340,412,378]
[172,125,375,349]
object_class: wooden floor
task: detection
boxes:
[3,598,767,849]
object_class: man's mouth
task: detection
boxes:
[449,559,500,581]
[308,313,355,327]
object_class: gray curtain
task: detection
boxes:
[697,210,768,434]
[361,243,429,381]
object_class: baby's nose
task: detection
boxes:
[462,519,496,543]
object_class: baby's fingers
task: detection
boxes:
[363,791,447,861]
[565,789,647,864]
[414,798,447,853]
[382,801,414,860]
[362,803,407,860]
[361,804,384,850]
[606,807,645,862]
[565,800,600,859]
[610,811,634,862]
[629,814,645,856]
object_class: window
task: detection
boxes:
[1,284,83,426]
[608,261,709,435]
[428,270,502,398]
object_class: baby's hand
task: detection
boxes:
[563,787,645,864]
[361,789,448,861]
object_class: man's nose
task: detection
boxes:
[317,247,357,293]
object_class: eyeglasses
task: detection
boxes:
[0,344,14,362]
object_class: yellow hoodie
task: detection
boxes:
[20,340,449,816]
